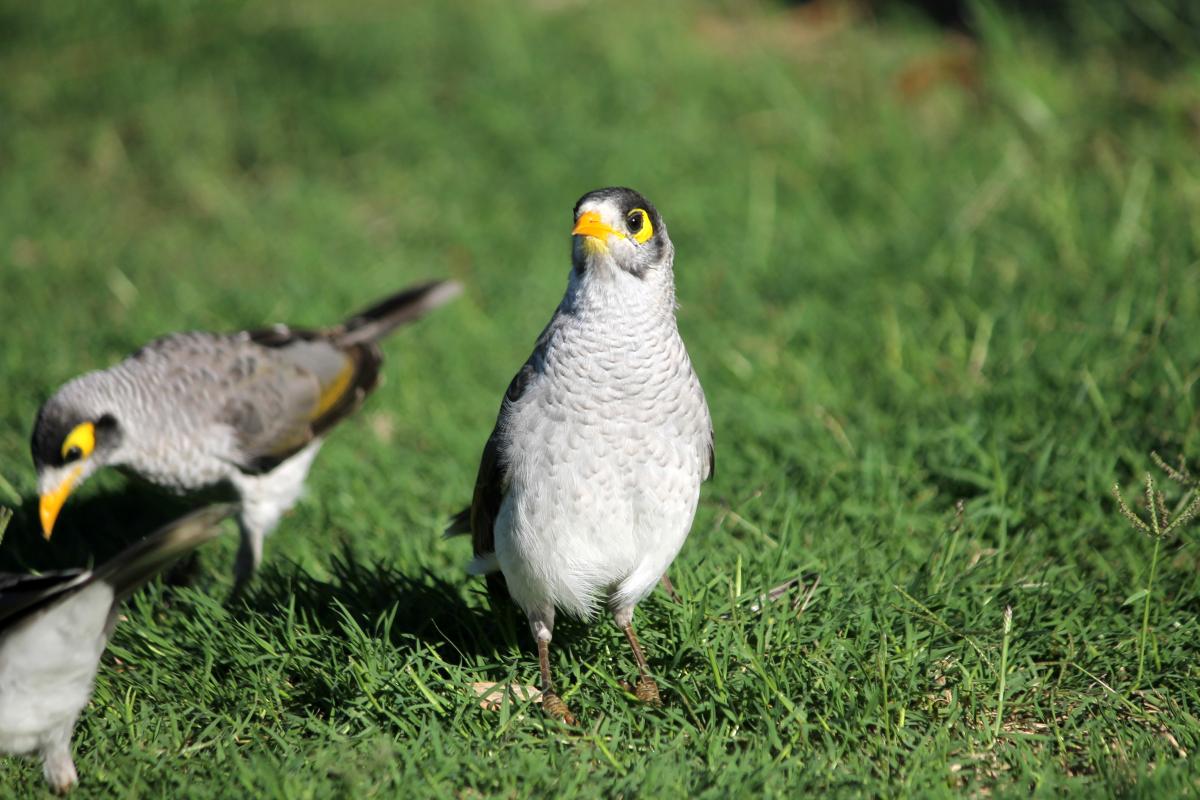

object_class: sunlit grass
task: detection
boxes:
[1,0,1199,795]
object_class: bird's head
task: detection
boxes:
[570,187,673,284]
[31,378,124,539]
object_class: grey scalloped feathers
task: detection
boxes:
[30,281,461,593]
[448,189,713,723]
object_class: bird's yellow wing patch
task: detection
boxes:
[312,358,357,420]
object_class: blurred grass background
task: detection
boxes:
[1,0,1199,796]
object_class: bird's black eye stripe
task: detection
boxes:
[626,211,643,233]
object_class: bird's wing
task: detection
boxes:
[460,320,554,599]
[693,361,715,482]
[127,330,362,473]
[467,367,534,602]
[94,504,234,602]
[129,283,459,475]
[0,570,93,633]
[469,362,537,557]
[217,330,382,473]
[0,505,233,637]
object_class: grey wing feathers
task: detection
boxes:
[448,322,552,547]
[460,337,547,600]
[333,280,463,347]
[0,571,92,633]
[466,368,533,555]
[228,280,462,471]
[271,338,354,387]
[219,337,333,472]
[95,504,234,601]
[127,282,459,474]
[131,332,328,464]
[467,367,536,601]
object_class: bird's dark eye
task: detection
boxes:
[59,421,96,463]
[626,208,653,243]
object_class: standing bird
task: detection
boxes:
[31,281,461,591]
[0,504,234,794]
[451,188,713,722]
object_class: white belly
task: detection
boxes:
[495,413,703,619]
[0,583,113,756]
[488,284,712,621]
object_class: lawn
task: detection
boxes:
[2,0,1199,796]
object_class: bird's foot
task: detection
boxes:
[634,676,662,706]
[541,691,577,725]
[42,751,77,795]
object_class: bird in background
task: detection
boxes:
[31,281,461,593]
[450,187,713,722]
[0,504,234,794]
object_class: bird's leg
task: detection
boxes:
[41,736,78,795]
[229,443,321,598]
[231,518,264,599]
[530,614,575,724]
[615,608,661,705]
[659,574,682,604]
[537,639,576,723]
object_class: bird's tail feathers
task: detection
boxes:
[336,280,462,347]
[467,553,500,576]
[443,509,506,598]
[443,507,471,539]
[96,504,235,601]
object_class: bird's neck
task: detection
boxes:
[561,265,676,324]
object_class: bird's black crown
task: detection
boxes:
[573,187,663,235]
[31,404,117,469]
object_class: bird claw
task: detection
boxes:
[42,752,77,795]
[634,676,662,706]
[620,676,663,705]
[541,691,577,725]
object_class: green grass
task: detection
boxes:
[2,0,1200,795]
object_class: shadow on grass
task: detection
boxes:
[0,481,221,575]
[235,544,523,664]
[0,483,588,668]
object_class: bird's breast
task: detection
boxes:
[508,317,710,485]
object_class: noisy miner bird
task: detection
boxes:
[0,504,233,794]
[32,281,461,591]
[450,188,713,722]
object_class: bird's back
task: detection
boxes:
[65,329,377,487]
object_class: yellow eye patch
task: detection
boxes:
[626,208,653,244]
[61,421,96,463]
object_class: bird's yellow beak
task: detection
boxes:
[572,211,621,242]
[39,467,80,540]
